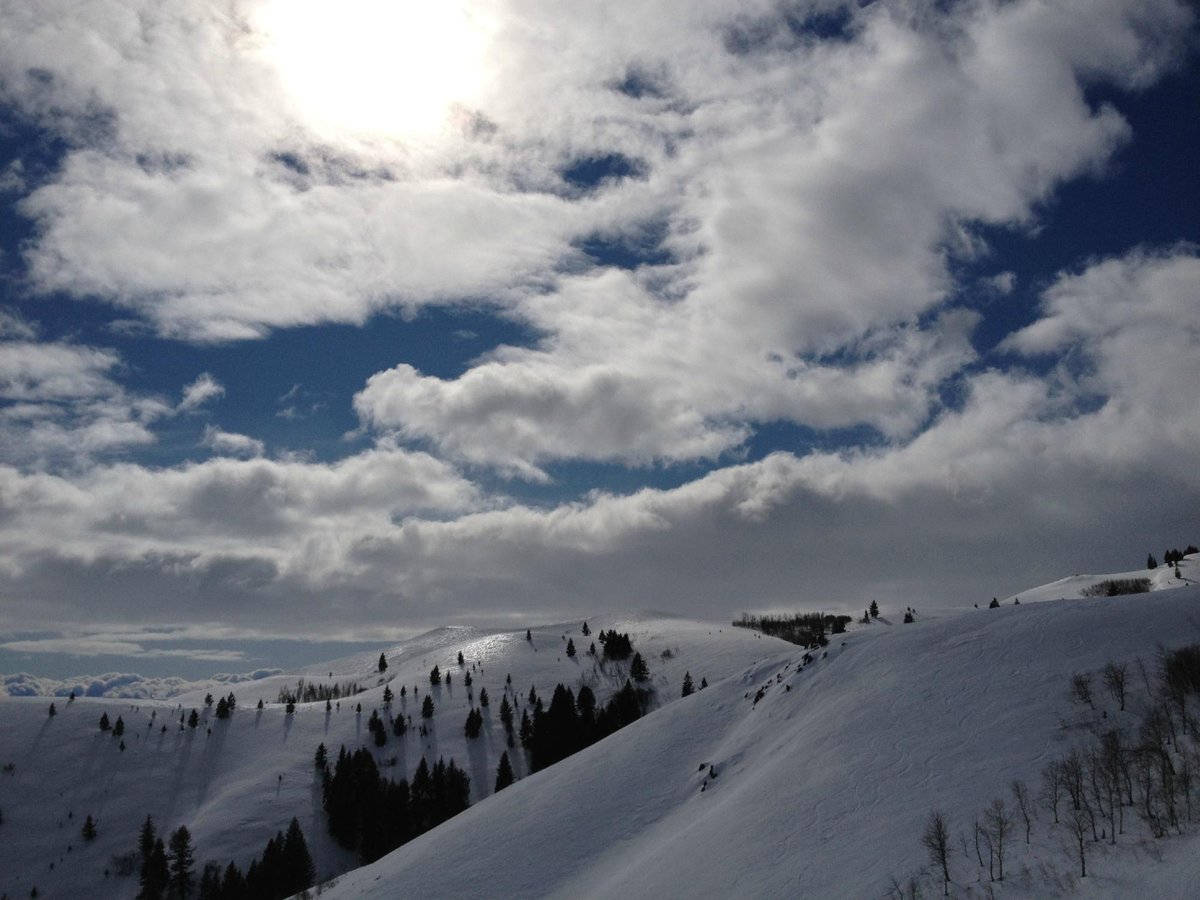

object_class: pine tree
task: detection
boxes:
[139,838,170,900]
[566,638,576,658]
[630,652,650,683]
[681,672,694,697]
[99,712,111,732]
[214,697,230,719]
[499,694,514,732]
[382,685,393,705]
[581,621,590,636]
[378,652,388,673]
[167,825,195,899]
[139,815,157,864]
[495,751,515,792]
[281,817,315,895]
[114,715,125,737]
[700,677,708,689]
[526,629,532,641]
[82,814,97,840]
[457,651,465,666]
[285,700,295,715]
[1147,553,1158,569]
[429,665,441,685]
[257,698,264,709]
[421,695,434,719]
[188,709,200,729]
[204,693,213,708]
[48,702,56,717]
[464,708,482,738]
[315,742,328,770]
[869,600,880,619]
[479,687,489,707]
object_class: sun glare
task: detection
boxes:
[259,0,491,141]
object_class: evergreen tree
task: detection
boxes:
[139,815,157,864]
[114,715,125,737]
[566,638,576,658]
[257,699,264,709]
[285,700,295,715]
[378,652,388,673]
[904,611,915,623]
[138,838,170,900]
[1148,553,1158,569]
[528,685,538,705]
[382,685,393,705]
[221,861,246,900]
[188,709,200,729]
[82,814,97,840]
[204,693,213,708]
[499,694,514,732]
[400,685,407,698]
[457,651,465,666]
[589,641,596,656]
[99,712,111,732]
[464,707,482,738]
[630,652,650,683]
[681,672,694,697]
[495,751,515,792]
[48,702,56,717]
[526,629,532,641]
[226,692,236,711]
[281,817,315,896]
[429,665,441,685]
[464,671,473,687]
[421,695,434,719]
[167,825,195,899]
[700,677,708,689]
[214,697,230,719]
[519,709,533,746]
[314,742,327,770]
[197,862,222,900]
[869,600,880,619]
[479,687,489,707]
[581,621,590,636]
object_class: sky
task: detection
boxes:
[0,0,1198,675]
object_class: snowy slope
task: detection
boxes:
[1000,553,1196,604]
[318,580,1200,899]
[0,614,774,900]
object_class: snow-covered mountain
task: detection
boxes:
[0,614,775,899]
[2,557,1199,899]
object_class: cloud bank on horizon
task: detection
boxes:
[0,0,1197,640]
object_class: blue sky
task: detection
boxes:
[1,0,1198,677]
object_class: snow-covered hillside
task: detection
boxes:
[4,557,1200,900]
[318,560,1200,899]
[0,615,775,899]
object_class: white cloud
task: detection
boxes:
[0,2,1195,635]
[179,372,225,411]
[201,425,265,458]
[1,250,1197,634]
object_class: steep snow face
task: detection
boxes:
[317,585,1200,900]
[0,614,775,900]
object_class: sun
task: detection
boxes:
[257,0,492,141]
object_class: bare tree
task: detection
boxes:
[921,809,952,897]
[1010,780,1034,844]
[983,797,1012,881]
[1102,661,1128,712]
[1071,673,1095,710]
[1040,758,1064,824]
[1066,805,1090,878]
